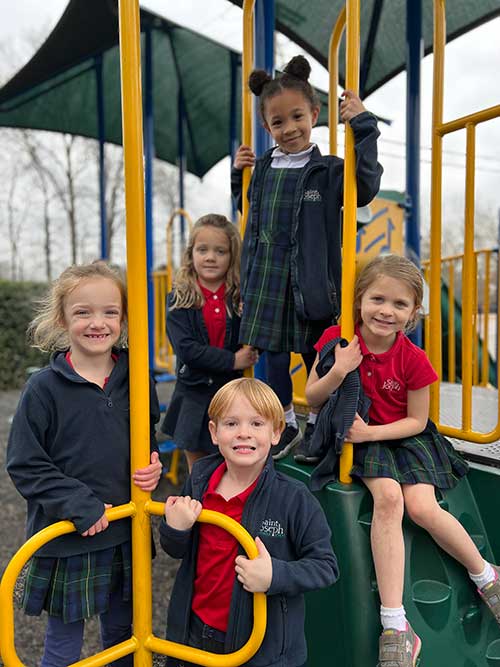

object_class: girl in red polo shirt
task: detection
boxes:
[161,214,258,472]
[305,254,500,667]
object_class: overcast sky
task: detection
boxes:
[2,0,500,244]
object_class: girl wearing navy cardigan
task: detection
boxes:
[7,261,161,667]
[161,214,258,471]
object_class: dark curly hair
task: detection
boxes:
[248,55,320,120]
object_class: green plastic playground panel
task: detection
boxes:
[467,464,500,564]
[277,457,500,667]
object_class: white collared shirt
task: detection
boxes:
[271,143,316,169]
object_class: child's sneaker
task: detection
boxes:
[272,424,300,460]
[478,564,500,625]
[378,623,421,667]
[293,422,319,465]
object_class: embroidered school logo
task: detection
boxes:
[258,519,285,538]
[303,189,322,202]
[382,378,401,392]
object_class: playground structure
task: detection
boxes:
[1,1,500,667]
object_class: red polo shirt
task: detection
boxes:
[192,462,258,631]
[314,325,438,425]
[199,282,226,349]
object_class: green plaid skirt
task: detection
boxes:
[240,167,326,353]
[22,541,131,623]
[351,422,469,489]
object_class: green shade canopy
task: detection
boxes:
[0,0,336,178]
[228,0,500,98]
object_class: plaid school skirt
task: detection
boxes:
[22,541,132,623]
[351,421,469,489]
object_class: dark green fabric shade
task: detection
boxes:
[228,0,500,98]
[0,0,334,178]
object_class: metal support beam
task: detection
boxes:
[254,0,274,157]
[95,55,108,259]
[178,92,186,244]
[406,0,423,345]
[144,27,156,369]
[253,0,275,382]
[405,0,422,265]
[230,51,240,222]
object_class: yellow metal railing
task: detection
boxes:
[240,0,255,238]
[338,0,360,484]
[0,506,266,667]
[423,249,498,390]
[328,6,346,156]
[153,208,193,372]
[0,3,266,667]
[428,0,500,444]
[153,269,170,371]
[118,3,155,663]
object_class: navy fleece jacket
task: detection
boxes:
[6,349,160,557]
[160,453,338,667]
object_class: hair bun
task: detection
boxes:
[248,69,272,96]
[283,55,311,81]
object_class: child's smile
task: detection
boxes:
[263,88,319,155]
[63,278,123,358]
[359,275,416,348]
[209,396,281,471]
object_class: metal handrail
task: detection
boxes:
[428,0,500,443]
[422,249,498,389]
[338,0,360,484]
[153,208,193,371]
[240,0,255,238]
[328,6,346,156]
[0,506,266,667]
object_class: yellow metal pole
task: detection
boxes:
[481,250,491,386]
[448,261,456,383]
[166,208,193,273]
[423,263,430,357]
[428,0,446,422]
[0,506,134,667]
[328,6,346,156]
[0,503,267,667]
[338,0,360,485]
[165,209,193,372]
[117,2,153,666]
[472,253,479,386]
[461,123,476,431]
[145,502,267,666]
[240,0,255,237]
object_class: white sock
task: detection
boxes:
[284,407,298,429]
[469,561,496,589]
[307,412,317,425]
[380,605,407,632]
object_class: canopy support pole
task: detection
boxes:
[177,92,186,245]
[230,51,240,222]
[405,0,423,345]
[144,27,156,369]
[253,0,275,383]
[95,54,108,260]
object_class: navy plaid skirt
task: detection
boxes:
[351,422,469,489]
[240,167,327,352]
[22,541,132,623]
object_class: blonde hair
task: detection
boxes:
[209,378,285,433]
[170,214,241,312]
[29,261,128,352]
[353,254,423,333]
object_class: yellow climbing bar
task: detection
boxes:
[338,0,360,484]
[0,506,266,667]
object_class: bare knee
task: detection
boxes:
[370,482,404,523]
[405,495,440,528]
